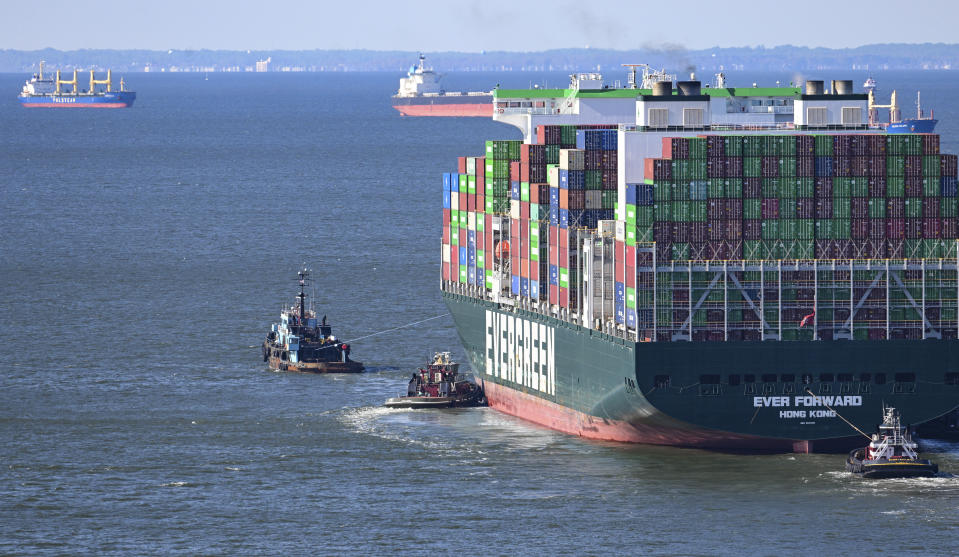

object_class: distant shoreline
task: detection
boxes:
[2,44,958,73]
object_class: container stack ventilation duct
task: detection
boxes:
[676,81,701,96]
[805,80,824,95]
[652,81,673,96]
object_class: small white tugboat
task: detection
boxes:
[384,352,486,409]
[846,407,939,479]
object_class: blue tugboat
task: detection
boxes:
[262,269,363,373]
[18,61,135,108]
[846,407,939,478]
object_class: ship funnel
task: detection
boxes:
[834,80,853,95]
[805,80,824,95]
[676,81,701,96]
[651,81,672,96]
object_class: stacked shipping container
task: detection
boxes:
[443,130,959,343]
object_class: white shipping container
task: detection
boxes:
[560,148,585,171]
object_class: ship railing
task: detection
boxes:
[619,123,887,132]
[498,107,555,116]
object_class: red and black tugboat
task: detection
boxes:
[384,352,486,408]
[846,407,939,479]
[262,268,363,373]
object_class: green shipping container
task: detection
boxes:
[672,243,690,260]
[586,170,603,189]
[744,157,762,177]
[655,202,671,221]
[887,156,905,176]
[637,206,655,226]
[780,199,797,218]
[887,176,906,197]
[904,198,923,218]
[851,177,869,198]
[816,219,834,239]
[923,177,940,197]
[924,155,942,177]
[691,201,707,222]
[779,178,798,199]
[868,199,886,218]
[798,219,814,240]
[797,177,814,198]
[725,136,743,157]
[762,220,780,239]
[654,180,671,201]
[833,199,851,219]
[833,177,852,198]
[779,157,796,177]
[707,179,725,198]
[762,178,780,198]
[744,198,762,219]
[673,201,690,222]
[941,197,958,218]
[834,218,851,239]
[726,178,743,198]
[814,135,834,156]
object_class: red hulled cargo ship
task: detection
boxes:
[392,55,492,117]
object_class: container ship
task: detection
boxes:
[18,62,135,108]
[392,55,492,117]
[440,67,959,452]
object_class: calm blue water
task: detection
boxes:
[2,70,959,555]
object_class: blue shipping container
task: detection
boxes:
[942,176,958,197]
[615,299,625,324]
[568,170,585,189]
[815,157,834,177]
[549,265,559,285]
[530,280,539,300]
[638,184,655,206]
[601,130,617,151]
[550,205,560,225]
[443,191,451,209]
[511,275,520,294]
[443,173,453,191]
[559,169,569,189]
[549,187,560,206]
[468,266,477,285]
[625,183,638,205]
[615,281,625,303]
[451,173,459,193]
[511,181,521,200]
[626,308,637,328]
[559,209,569,228]
[520,278,529,297]
[459,246,467,262]
[575,130,587,150]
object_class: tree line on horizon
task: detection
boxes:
[1,44,957,73]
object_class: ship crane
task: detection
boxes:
[868,89,901,126]
[55,69,78,95]
[89,69,112,93]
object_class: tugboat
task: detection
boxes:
[846,407,939,479]
[262,268,363,373]
[384,352,486,408]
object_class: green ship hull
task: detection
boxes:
[444,291,959,452]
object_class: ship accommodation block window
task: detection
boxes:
[761,373,777,383]
[648,108,668,128]
[945,373,959,385]
[728,374,741,386]
[874,373,887,385]
[807,106,827,126]
[683,108,704,128]
[654,375,671,388]
[841,106,862,126]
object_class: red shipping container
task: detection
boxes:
[559,227,568,249]
[761,198,779,219]
[520,162,529,183]
[886,239,904,258]
[797,135,815,156]
[851,198,869,219]
[851,157,869,177]
[476,228,485,250]
[905,174,923,197]
[852,219,869,239]
[943,217,958,238]
[535,126,545,145]
[707,220,724,241]
[868,176,886,197]
[708,199,724,219]
[726,198,743,219]
[922,134,941,155]
[690,222,707,242]
[797,157,814,177]
[559,189,569,209]
[870,218,885,239]
[941,154,958,177]
[886,218,905,239]
[924,200,940,218]
[603,151,618,171]
[442,261,450,281]
[559,246,568,268]
[520,255,529,278]
[761,156,779,177]
[451,244,459,268]
[476,157,485,179]
[743,177,762,198]
[706,135,726,157]
[707,157,726,178]
[814,177,833,198]
[549,283,558,305]
[726,220,742,240]
[816,197,833,219]
[653,221,672,242]
[868,156,886,178]
[615,240,625,283]
[476,173,485,194]
[625,264,635,288]
[466,194,474,212]
[725,157,743,177]
[530,261,539,281]
[905,155,923,177]
[569,190,586,210]
[458,156,467,174]
[510,161,521,182]
[744,219,762,240]
[585,150,603,170]
[834,135,851,157]
[886,198,904,219]
[559,287,569,308]
[672,222,690,242]
[521,201,530,220]
[662,137,689,159]
[834,157,852,177]
[924,218,942,238]
[906,218,923,239]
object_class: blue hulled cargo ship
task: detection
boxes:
[18,62,135,108]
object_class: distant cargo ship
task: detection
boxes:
[867,83,936,133]
[391,55,492,117]
[18,62,135,108]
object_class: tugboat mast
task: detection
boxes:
[297,268,309,323]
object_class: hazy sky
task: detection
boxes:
[3,0,957,51]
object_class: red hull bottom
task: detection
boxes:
[20,103,131,108]
[392,104,492,117]
[481,380,853,453]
